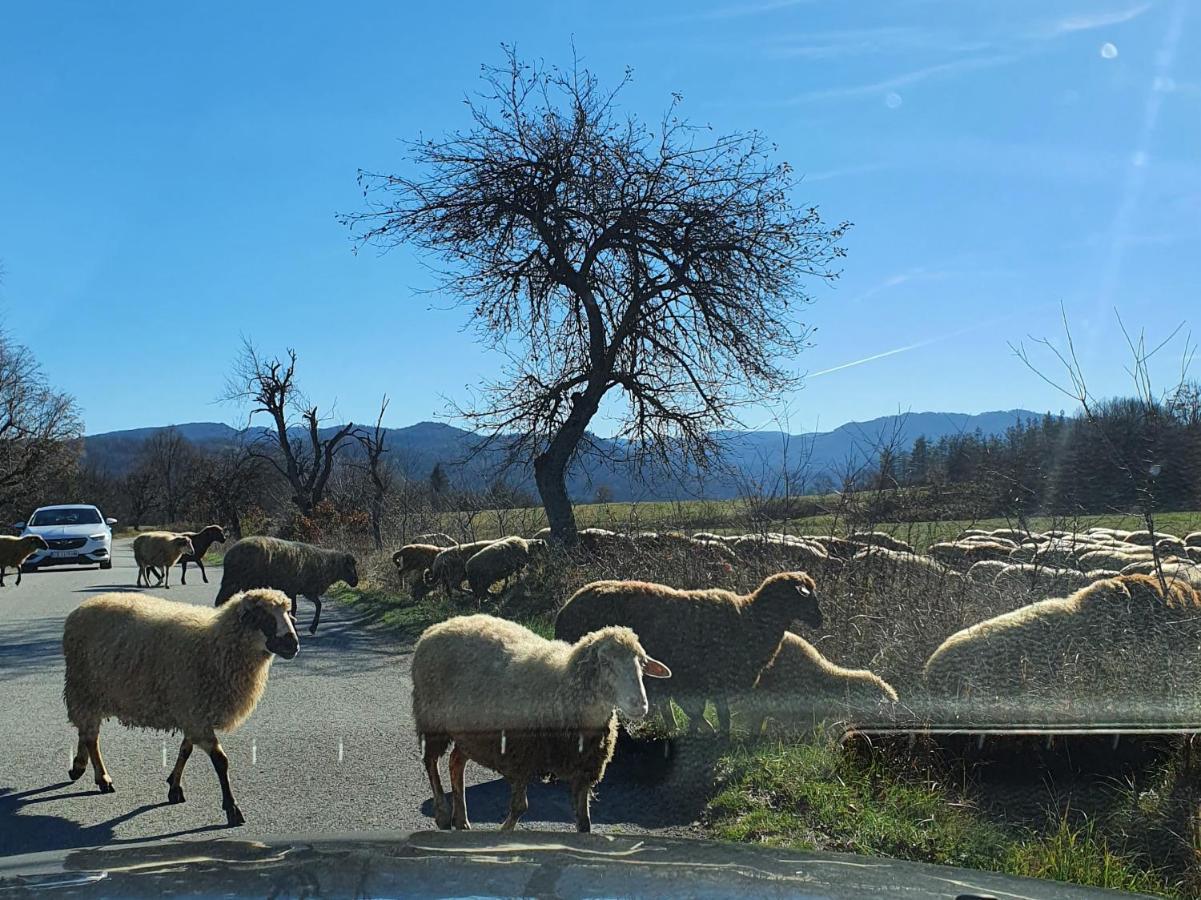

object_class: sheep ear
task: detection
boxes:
[643,656,671,679]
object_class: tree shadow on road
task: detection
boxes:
[0,783,229,856]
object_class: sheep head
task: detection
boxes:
[207,525,227,544]
[174,536,195,556]
[28,535,49,551]
[341,553,359,587]
[757,571,824,631]
[237,588,299,659]
[570,626,671,721]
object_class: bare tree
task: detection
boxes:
[144,427,196,524]
[192,441,267,540]
[355,395,393,551]
[1014,308,1195,590]
[122,462,157,531]
[0,331,83,518]
[224,341,359,517]
[343,48,848,541]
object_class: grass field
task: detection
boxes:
[426,497,1201,551]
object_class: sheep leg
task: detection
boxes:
[0,566,6,586]
[676,697,715,736]
[199,738,244,826]
[448,745,471,830]
[196,558,208,584]
[14,565,20,586]
[161,563,171,589]
[166,738,193,804]
[179,560,188,585]
[84,732,115,793]
[569,777,592,833]
[499,778,528,831]
[715,697,732,736]
[423,736,453,829]
[68,736,89,781]
[306,594,322,635]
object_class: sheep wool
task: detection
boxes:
[412,613,669,832]
[214,535,358,635]
[63,588,299,825]
[923,574,1201,725]
[0,534,49,586]
[133,532,195,589]
[464,536,546,600]
[744,633,898,736]
[555,571,822,736]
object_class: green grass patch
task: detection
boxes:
[331,582,555,641]
[705,737,1185,896]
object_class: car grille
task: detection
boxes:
[47,538,86,550]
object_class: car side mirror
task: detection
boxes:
[105,518,118,527]
[12,522,25,530]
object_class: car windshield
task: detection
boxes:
[28,508,102,526]
[1,2,1198,897]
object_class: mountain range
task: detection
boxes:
[81,409,1041,501]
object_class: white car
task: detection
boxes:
[15,504,118,571]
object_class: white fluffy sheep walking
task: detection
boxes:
[411,613,670,832]
[63,588,299,825]
[0,534,49,586]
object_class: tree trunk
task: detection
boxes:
[534,450,577,544]
[370,492,384,551]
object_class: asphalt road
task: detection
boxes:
[0,539,702,856]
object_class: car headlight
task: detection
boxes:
[88,533,107,540]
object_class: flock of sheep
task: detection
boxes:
[50,519,1201,832]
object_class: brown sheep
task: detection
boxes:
[554,572,823,735]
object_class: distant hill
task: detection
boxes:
[81,409,1041,501]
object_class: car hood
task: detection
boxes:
[0,830,1147,899]
[24,524,105,540]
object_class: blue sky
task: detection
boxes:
[1,0,1197,436]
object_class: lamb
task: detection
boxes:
[1186,532,1201,548]
[0,534,49,586]
[732,535,831,574]
[424,540,497,596]
[1124,530,1177,546]
[464,536,548,600]
[743,634,899,736]
[809,535,860,558]
[214,536,358,635]
[174,525,227,585]
[132,532,195,589]
[923,574,1201,722]
[412,613,670,832]
[62,588,299,826]
[1077,548,1153,572]
[966,559,1013,584]
[554,572,823,735]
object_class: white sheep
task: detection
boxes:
[411,613,670,832]
[743,633,899,736]
[0,534,49,586]
[132,532,195,589]
[62,588,299,825]
[923,574,1201,724]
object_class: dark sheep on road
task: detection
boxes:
[214,536,358,634]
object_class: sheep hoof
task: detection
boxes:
[97,779,115,794]
[308,624,318,635]
[224,804,245,826]
[67,765,85,782]
[452,816,470,831]
[434,810,453,830]
[167,782,185,804]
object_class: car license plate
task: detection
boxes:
[52,550,77,558]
